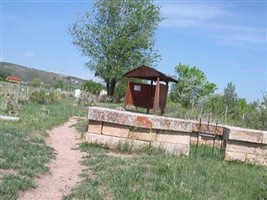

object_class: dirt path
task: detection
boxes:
[18,116,86,200]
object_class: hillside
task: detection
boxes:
[0,62,85,87]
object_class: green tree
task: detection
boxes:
[30,78,42,87]
[69,0,162,96]
[0,69,9,81]
[81,80,104,95]
[170,63,217,108]
[203,94,225,118]
[223,82,238,111]
[53,80,63,89]
[258,93,267,130]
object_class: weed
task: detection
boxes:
[0,98,86,199]
[115,141,134,153]
[0,174,36,200]
[66,141,267,200]
[74,119,88,139]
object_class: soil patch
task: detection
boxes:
[18,117,86,200]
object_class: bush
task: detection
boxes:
[30,89,62,104]
[81,80,104,95]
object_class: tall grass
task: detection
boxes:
[0,98,86,199]
[65,142,267,200]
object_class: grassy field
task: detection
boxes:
[65,142,267,200]
[0,99,86,200]
[0,98,266,200]
[65,120,267,200]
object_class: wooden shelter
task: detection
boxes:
[123,65,177,114]
[5,76,21,84]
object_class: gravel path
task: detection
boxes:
[18,117,86,200]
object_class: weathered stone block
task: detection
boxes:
[226,141,256,154]
[190,135,198,144]
[87,107,193,132]
[228,127,263,143]
[224,151,246,162]
[156,131,190,145]
[128,127,157,141]
[246,154,267,166]
[255,155,267,166]
[87,132,149,149]
[88,120,102,134]
[245,154,256,163]
[152,141,189,156]
[263,133,267,144]
[255,145,267,156]
[102,122,129,138]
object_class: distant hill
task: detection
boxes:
[0,62,85,88]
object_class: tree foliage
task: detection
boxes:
[223,82,238,110]
[30,78,42,87]
[170,63,217,108]
[0,69,9,81]
[70,0,162,96]
[81,80,104,95]
[53,80,63,89]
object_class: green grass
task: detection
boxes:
[65,142,267,200]
[74,118,89,139]
[17,99,86,136]
[0,99,86,199]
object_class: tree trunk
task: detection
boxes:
[106,78,117,96]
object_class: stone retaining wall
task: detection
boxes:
[224,126,267,166]
[87,107,193,156]
[86,107,267,166]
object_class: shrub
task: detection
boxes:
[30,89,62,104]
[81,80,104,95]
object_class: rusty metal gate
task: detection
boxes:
[192,117,224,158]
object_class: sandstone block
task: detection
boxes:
[255,155,267,166]
[156,131,190,145]
[88,120,102,134]
[226,141,256,154]
[224,151,246,162]
[86,132,149,149]
[228,127,263,143]
[102,122,129,138]
[245,154,256,163]
[246,154,267,166]
[190,135,198,144]
[87,107,193,132]
[255,145,267,156]
[263,133,267,144]
[128,127,157,141]
[152,141,189,156]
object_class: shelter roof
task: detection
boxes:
[5,76,21,82]
[123,65,177,83]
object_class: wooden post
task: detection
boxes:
[146,80,153,114]
[124,78,130,109]
[224,105,228,124]
[153,77,160,113]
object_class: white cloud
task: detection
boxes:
[160,3,225,28]
[242,67,265,74]
[25,52,35,57]
[159,2,266,47]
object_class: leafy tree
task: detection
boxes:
[170,63,217,108]
[53,80,63,89]
[81,80,104,95]
[257,93,267,130]
[69,0,162,96]
[0,69,9,81]
[223,82,238,110]
[203,94,225,118]
[30,78,42,87]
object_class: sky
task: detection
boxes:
[0,0,266,102]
